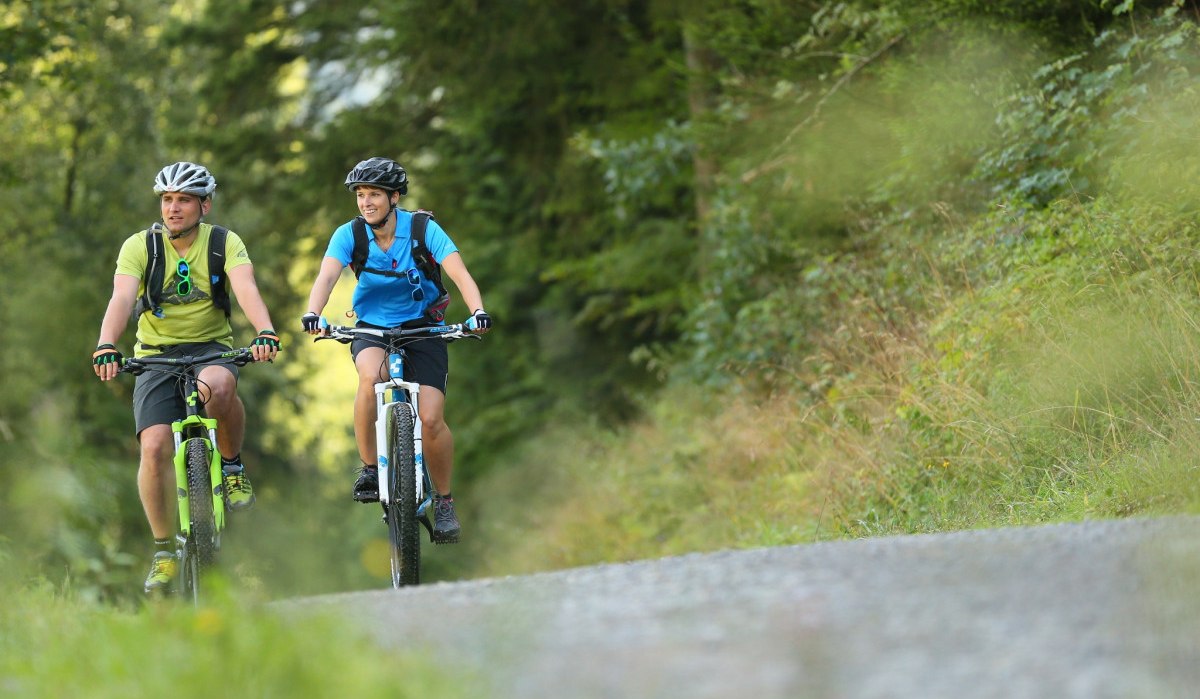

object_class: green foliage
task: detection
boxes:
[976,4,1200,206]
[10,0,1200,607]
[0,575,473,698]
[443,1,1200,570]
[465,196,1200,566]
[462,389,818,575]
[873,199,1200,532]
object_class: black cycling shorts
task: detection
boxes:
[132,341,240,435]
[349,323,449,395]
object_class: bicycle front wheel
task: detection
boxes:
[180,544,201,604]
[386,403,420,587]
[185,438,218,585]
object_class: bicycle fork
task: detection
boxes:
[375,351,432,516]
[171,413,225,536]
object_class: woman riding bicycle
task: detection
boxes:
[301,156,491,544]
[92,161,280,594]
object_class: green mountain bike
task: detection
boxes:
[120,346,254,603]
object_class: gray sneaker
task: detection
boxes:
[431,493,461,544]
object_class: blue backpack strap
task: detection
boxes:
[208,225,231,318]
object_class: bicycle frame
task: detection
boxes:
[172,380,225,537]
[376,350,433,519]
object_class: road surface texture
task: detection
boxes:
[281,516,1200,698]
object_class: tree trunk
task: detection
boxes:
[683,22,718,225]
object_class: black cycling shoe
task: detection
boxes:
[353,464,379,503]
[431,493,461,544]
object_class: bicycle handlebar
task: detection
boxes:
[119,347,256,375]
[314,319,481,346]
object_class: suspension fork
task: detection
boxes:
[172,390,224,534]
[374,350,429,510]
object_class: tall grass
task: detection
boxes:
[459,198,1200,580]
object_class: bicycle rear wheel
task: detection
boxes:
[183,438,218,597]
[386,403,420,587]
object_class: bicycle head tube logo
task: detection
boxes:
[389,356,402,376]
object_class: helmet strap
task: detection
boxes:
[164,196,209,240]
[366,200,398,231]
[168,222,200,240]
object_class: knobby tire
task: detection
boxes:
[184,437,217,599]
[387,404,420,587]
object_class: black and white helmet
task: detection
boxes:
[153,161,217,198]
[344,157,408,195]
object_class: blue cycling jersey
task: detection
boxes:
[324,209,459,327]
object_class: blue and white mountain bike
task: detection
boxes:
[315,319,479,587]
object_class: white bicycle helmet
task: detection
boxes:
[153,161,217,198]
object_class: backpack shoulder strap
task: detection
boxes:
[350,216,370,280]
[409,210,451,322]
[412,209,432,237]
[410,210,436,270]
[208,224,231,318]
[134,224,166,319]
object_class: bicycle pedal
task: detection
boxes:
[419,514,433,538]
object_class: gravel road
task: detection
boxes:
[280,516,1200,698]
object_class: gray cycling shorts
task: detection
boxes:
[132,341,240,435]
[349,324,449,395]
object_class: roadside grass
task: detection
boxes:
[464,198,1200,579]
[815,201,1200,535]
[465,392,819,576]
[0,566,472,699]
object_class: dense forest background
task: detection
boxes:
[6,0,1200,603]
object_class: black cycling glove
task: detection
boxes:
[253,329,281,351]
[301,312,321,333]
[93,344,122,367]
[467,309,492,332]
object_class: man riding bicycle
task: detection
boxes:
[301,156,491,544]
[92,161,280,594]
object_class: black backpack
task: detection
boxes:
[133,222,231,319]
[349,209,451,323]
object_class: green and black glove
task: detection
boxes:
[252,330,281,351]
[92,343,122,367]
